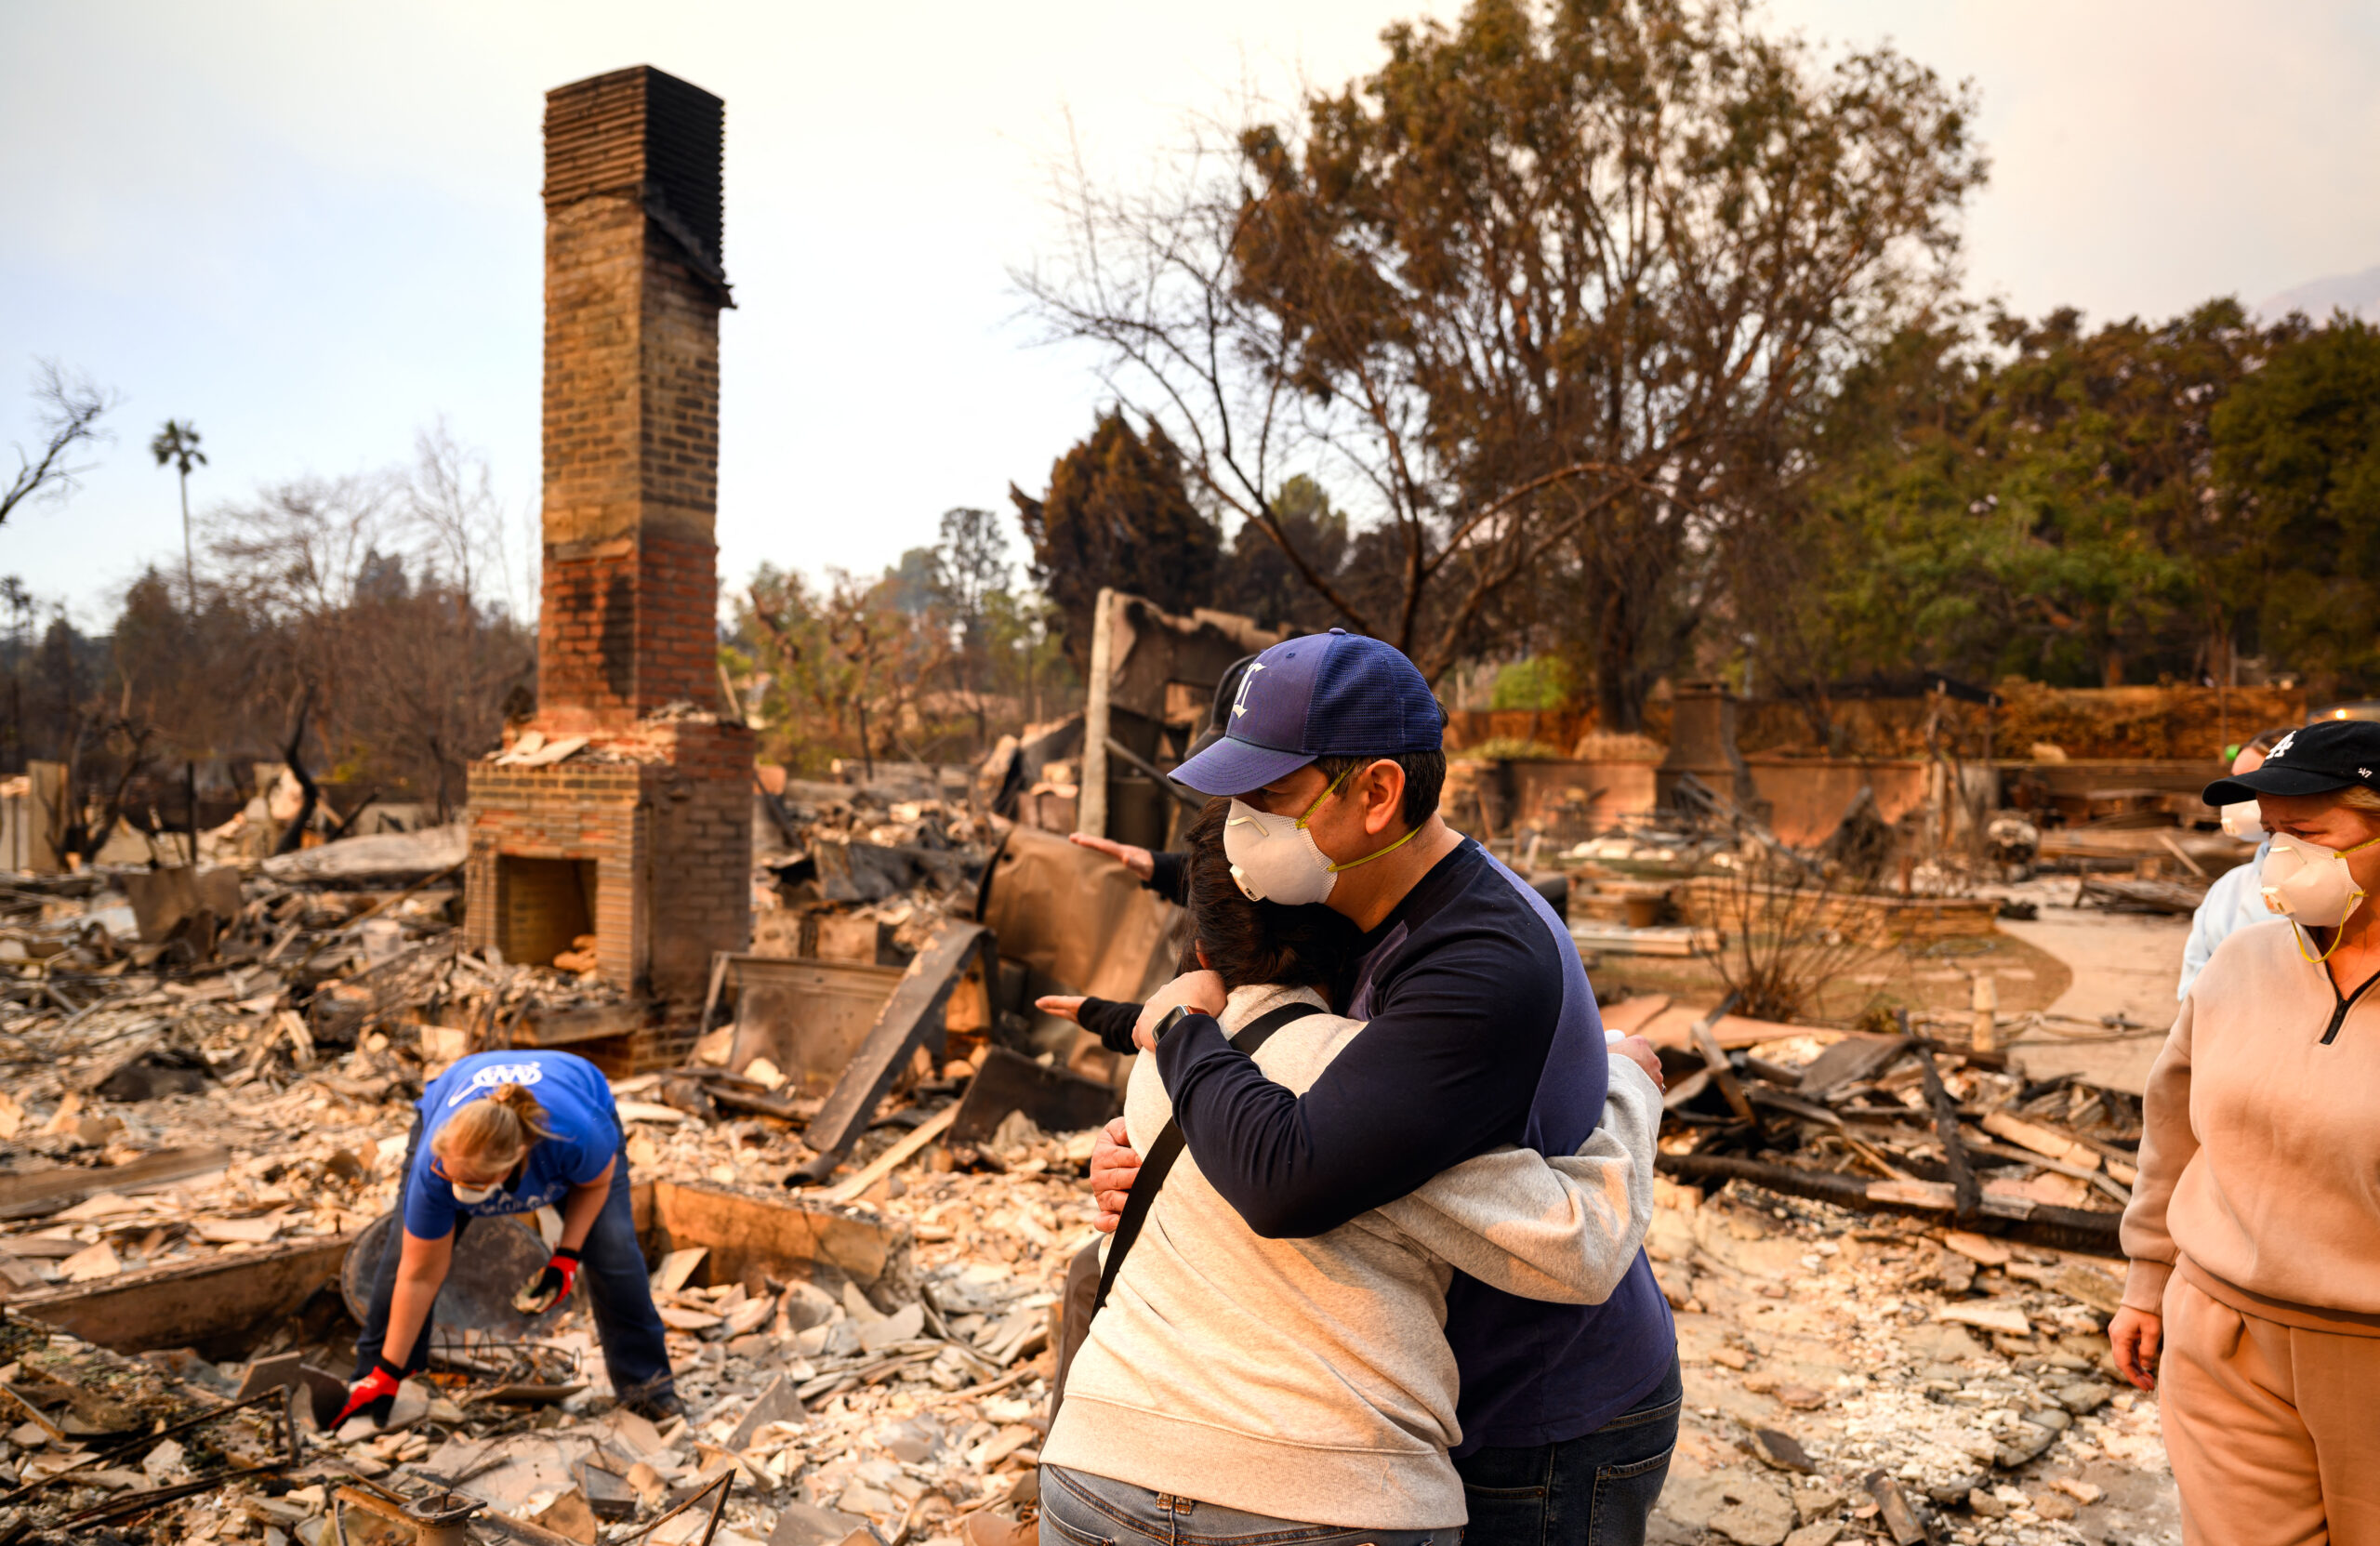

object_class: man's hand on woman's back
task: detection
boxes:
[1613,1035,1664,1090]
[1090,1117,1141,1233]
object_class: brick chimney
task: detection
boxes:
[463,67,753,1066]
[538,66,732,732]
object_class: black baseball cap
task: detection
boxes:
[2203,720,2380,804]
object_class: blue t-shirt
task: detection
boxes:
[403,1050,619,1239]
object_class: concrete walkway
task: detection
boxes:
[1995,901,2190,1092]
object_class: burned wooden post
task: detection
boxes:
[1904,1010,1981,1225]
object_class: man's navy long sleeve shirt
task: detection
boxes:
[1152,839,1676,1452]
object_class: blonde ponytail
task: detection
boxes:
[433,1082,553,1174]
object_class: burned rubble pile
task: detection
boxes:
[0,1050,1090,1546]
[754,774,995,969]
[1638,1019,2172,1546]
[1648,1168,2171,1546]
[0,818,1081,1545]
[1638,1006,2137,1255]
[0,803,2176,1546]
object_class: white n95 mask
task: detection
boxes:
[2219,799,2267,840]
[450,1180,498,1205]
[1221,768,1421,905]
[1223,799,1341,905]
[2259,829,2380,959]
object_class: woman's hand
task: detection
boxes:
[2109,1305,2162,1391]
[1035,995,1087,1024]
[332,1357,404,1429]
[1068,833,1156,881]
[1132,971,1227,1051]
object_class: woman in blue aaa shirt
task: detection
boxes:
[335,1050,679,1427]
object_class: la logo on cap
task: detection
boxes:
[2268,731,2296,760]
[1232,662,1265,719]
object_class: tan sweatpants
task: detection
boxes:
[2162,1274,2380,1546]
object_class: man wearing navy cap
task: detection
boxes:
[1096,628,1680,1545]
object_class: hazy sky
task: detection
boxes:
[5,1,2378,629]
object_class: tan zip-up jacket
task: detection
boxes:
[2121,918,2380,1333]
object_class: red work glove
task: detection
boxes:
[333,1356,405,1429]
[513,1246,581,1315]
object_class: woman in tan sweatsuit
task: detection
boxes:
[2113,718,2380,1545]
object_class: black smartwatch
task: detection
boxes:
[1151,1005,1197,1045]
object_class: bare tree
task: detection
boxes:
[3,360,115,526]
[405,419,514,616]
[1020,0,1981,720]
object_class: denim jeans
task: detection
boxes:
[1038,1464,1463,1546]
[1451,1356,1683,1546]
[352,1116,677,1405]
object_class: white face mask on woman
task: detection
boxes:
[2220,799,2268,840]
[2259,830,2380,958]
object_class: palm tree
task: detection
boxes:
[149,420,205,612]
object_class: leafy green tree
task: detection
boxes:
[1772,302,2277,695]
[932,508,1013,749]
[2213,318,2380,693]
[1011,411,1219,667]
[1489,655,1570,710]
[1214,475,1349,632]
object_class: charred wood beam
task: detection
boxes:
[796,922,987,1178]
[1913,1048,1980,1224]
[273,684,321,857]
[1654,1152,2122,1254]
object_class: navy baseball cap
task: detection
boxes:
[2204,719,2380,803]
[1170,628,1444,797]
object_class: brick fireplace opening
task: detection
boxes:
[496,856,597,971]
[464,65,754,1069]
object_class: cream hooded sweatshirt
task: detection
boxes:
[1038,984,1663,1529]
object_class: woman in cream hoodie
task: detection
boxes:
[1038,806,1666,1543]
[2113,719,2380,1544]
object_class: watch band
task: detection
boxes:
[1152,1004,1196,1044]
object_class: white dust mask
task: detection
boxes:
[1223,799,1340,905]
[2219,799,2267,840]
[450,1180,497,1204]
[1221,769,1421,905]
[2259,829,2380,958]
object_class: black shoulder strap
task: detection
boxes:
[1091,1000,1321,1314]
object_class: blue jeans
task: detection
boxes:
[352,1116,677,1406]
[1038,1465,1462,1546]
[1451,1356,1682,1546]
